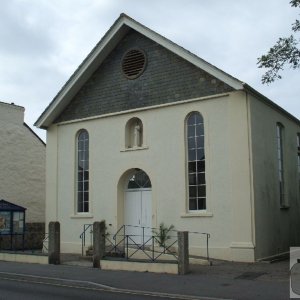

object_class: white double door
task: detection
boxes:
[124,189,152,245]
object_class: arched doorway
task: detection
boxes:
[124,169,152,245]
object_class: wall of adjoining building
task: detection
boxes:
[0,102,46,250]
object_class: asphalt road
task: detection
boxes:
[0,259,291,300]
[0,278,190,300]
[0,273,197,300]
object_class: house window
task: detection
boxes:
[77,130,89,213]
[125,118,143,148]
[186,112,206,211]
[276,123,285,207]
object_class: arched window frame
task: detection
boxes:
[186,112,206,211]
[127,169,152,189]
[276,122,287,208]
[76,129,89,213]
[125,117,144,149]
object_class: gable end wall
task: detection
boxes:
[55,29,234,123]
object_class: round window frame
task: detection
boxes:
[121,48,147,80]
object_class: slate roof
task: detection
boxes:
[35,13,243,129]
[0,199,26,211]
[35,13,300,128]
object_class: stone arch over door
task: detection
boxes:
[117,168,152,244]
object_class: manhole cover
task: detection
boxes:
[235,272,266,280]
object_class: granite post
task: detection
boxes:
[178,231,189,275]
[93,221,106,268]
[48,221,60,265]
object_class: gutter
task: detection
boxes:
[242,83,300,126]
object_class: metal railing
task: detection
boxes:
[0,230,46,252]
[113,225,210,261]
[111,224,149,247]
[42,233,49,252]
[112,224,176,248]
[79,224,93,256]
[0,232,25,251]
[188,231,210,261]
[106,226,178,262]
[80,223,210,261]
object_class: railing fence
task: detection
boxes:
[80,223,210,262]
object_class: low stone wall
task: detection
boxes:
[0,252,48,264]
[100,260,178,274]
[0,222,45,250]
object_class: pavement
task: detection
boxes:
[0,253,291,299]
[189,257,289,282]
[58,253,290,299]
[60,252,289,281]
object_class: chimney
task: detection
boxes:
[0,101,25,125]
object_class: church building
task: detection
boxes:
[35,14,300,262]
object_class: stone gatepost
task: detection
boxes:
[178,231,189,275]
[93,221,106,268]
[48,221,60,265]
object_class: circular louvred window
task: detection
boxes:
[122,49,146,79]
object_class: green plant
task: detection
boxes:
[153,223,175,247]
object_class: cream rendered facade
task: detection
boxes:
[0,101,45,223]
[38,14,300,262]
[46,91,254,261]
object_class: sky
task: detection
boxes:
[1,0,299,141]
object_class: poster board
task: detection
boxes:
[0,211,11,234]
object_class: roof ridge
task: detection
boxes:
[121,14,243,86]
[35,14,243,128]
[35,14,298,128]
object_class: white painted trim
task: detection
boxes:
[35,20,128,128]
[56,93,230,127]
[124,188,152,192]
[181,212,213,218]
[124,18,243,90]
[35,14,243,128]
[120,145,149,152]
[70,214,94,219]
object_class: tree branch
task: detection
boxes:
[257,0,300,83]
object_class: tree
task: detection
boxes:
[257,0,300,84]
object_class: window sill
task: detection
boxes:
[181,211,213,218]
[121,145,149,152]
[70,214,94,219]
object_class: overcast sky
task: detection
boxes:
[1,0,299,141]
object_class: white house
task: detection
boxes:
[35,14,300,262]
[0,101,46,248]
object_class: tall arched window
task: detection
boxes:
[186,112,206,211]
[77,130,89,213]
[276,123,285,207]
